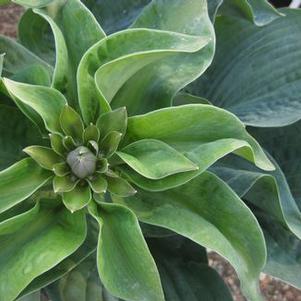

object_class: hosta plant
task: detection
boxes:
[0,0,300,301]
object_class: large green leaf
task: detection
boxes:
[148,236,233,301]
[0,104,44,170]
[83,0,150,34]
[3,78,67,133]
[46,254,120,301]
[0,201,87,301]
[88,201,164,301]
[0,35,52,83]
[20,218,98,298]
[117,139,198,179]
[0,158,51,213]
[120,104,273,191]
[187,9,301,127]
[212,154,301,289]
[79,28,210,124]
[115,172,266,300]
[78,0,214,123]
[13,0,54,7]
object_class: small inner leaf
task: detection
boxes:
[96,107,127,138]
[23,146,63,170]
[88,174,107,194]
[96,158,109,174]
[100,131,122,158]
[53,162,70,177]
[107,174,137,197]
[60,106,84,144]
[53,175,78,193]
[63,136,77,151]
[63,183,92,212]
[49,133,66,156]
[84,124,100,144]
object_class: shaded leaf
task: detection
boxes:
[63,184,92,212]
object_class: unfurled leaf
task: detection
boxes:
[0,201,86,301]
[63,184,92,212]
[24,146,63,170]
[3,78,67,133]
[0,158,51,213]
[83,125,100,144]
[50,133,66,156]
[115,172,266,300]
[88,201,165,301]
[117,139,198,179]
[100,131,122,158]
[53,162,70,177]
[53,175,78,193]
[88,175,107,194]
[60,106,84,144]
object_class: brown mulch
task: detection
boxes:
[1,3,301,301]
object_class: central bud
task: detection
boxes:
[67,146,97,179]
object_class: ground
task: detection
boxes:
[1,3,301,301]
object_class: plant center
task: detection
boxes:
[67,146,97,179]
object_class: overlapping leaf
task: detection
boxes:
[0,201,86,301]
[187,9,301,127]
[115,171,266,300]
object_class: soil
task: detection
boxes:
[1,3,301,301]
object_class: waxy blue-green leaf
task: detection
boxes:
[0,35,52,82]
[0,158,51,213]
[212,153,301,289]
[0,201,86,301]
[63,184,92,212]
[121,104,273,191]
[148,236,233,301]
[3,78,67,133]
[188,9,301,127]
[24,146,63,170]
[88,201,164,301]
[79,27,210,123]
[117,139,199,179]
[0,104,44,170]
[115,172,266,301]
[83,0,150,34]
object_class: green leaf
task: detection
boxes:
[20,220,98,297]
[107,174,137,197]
[0,53,4,76]
[53,175,78,193]
[148,236,233,301]
[83,125,100,144]
[88,175,107,194]
[96,107,127,138]
[0,158,51,213]
[121,105,273,191]
[83,0,150,34]
[13,0,54,7]
[3,78,67,133]
[0,201,86,301]
[114,172,267,301]
[0,35,52,82]
[0,104,44,170]
[50,133,66,156]
[100,131,122,158]
[24,146,63,170]
[79,0,214,123]
[53,162,70,177]
[117,139,198,179]
[63,184,92,212]
[63,136,77,151]
[18,9,55,65]
[46,254,119,301]
[88,201,164,301]
[17,291,40,301]
[60,106,84,144]
[188,9,301,127]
